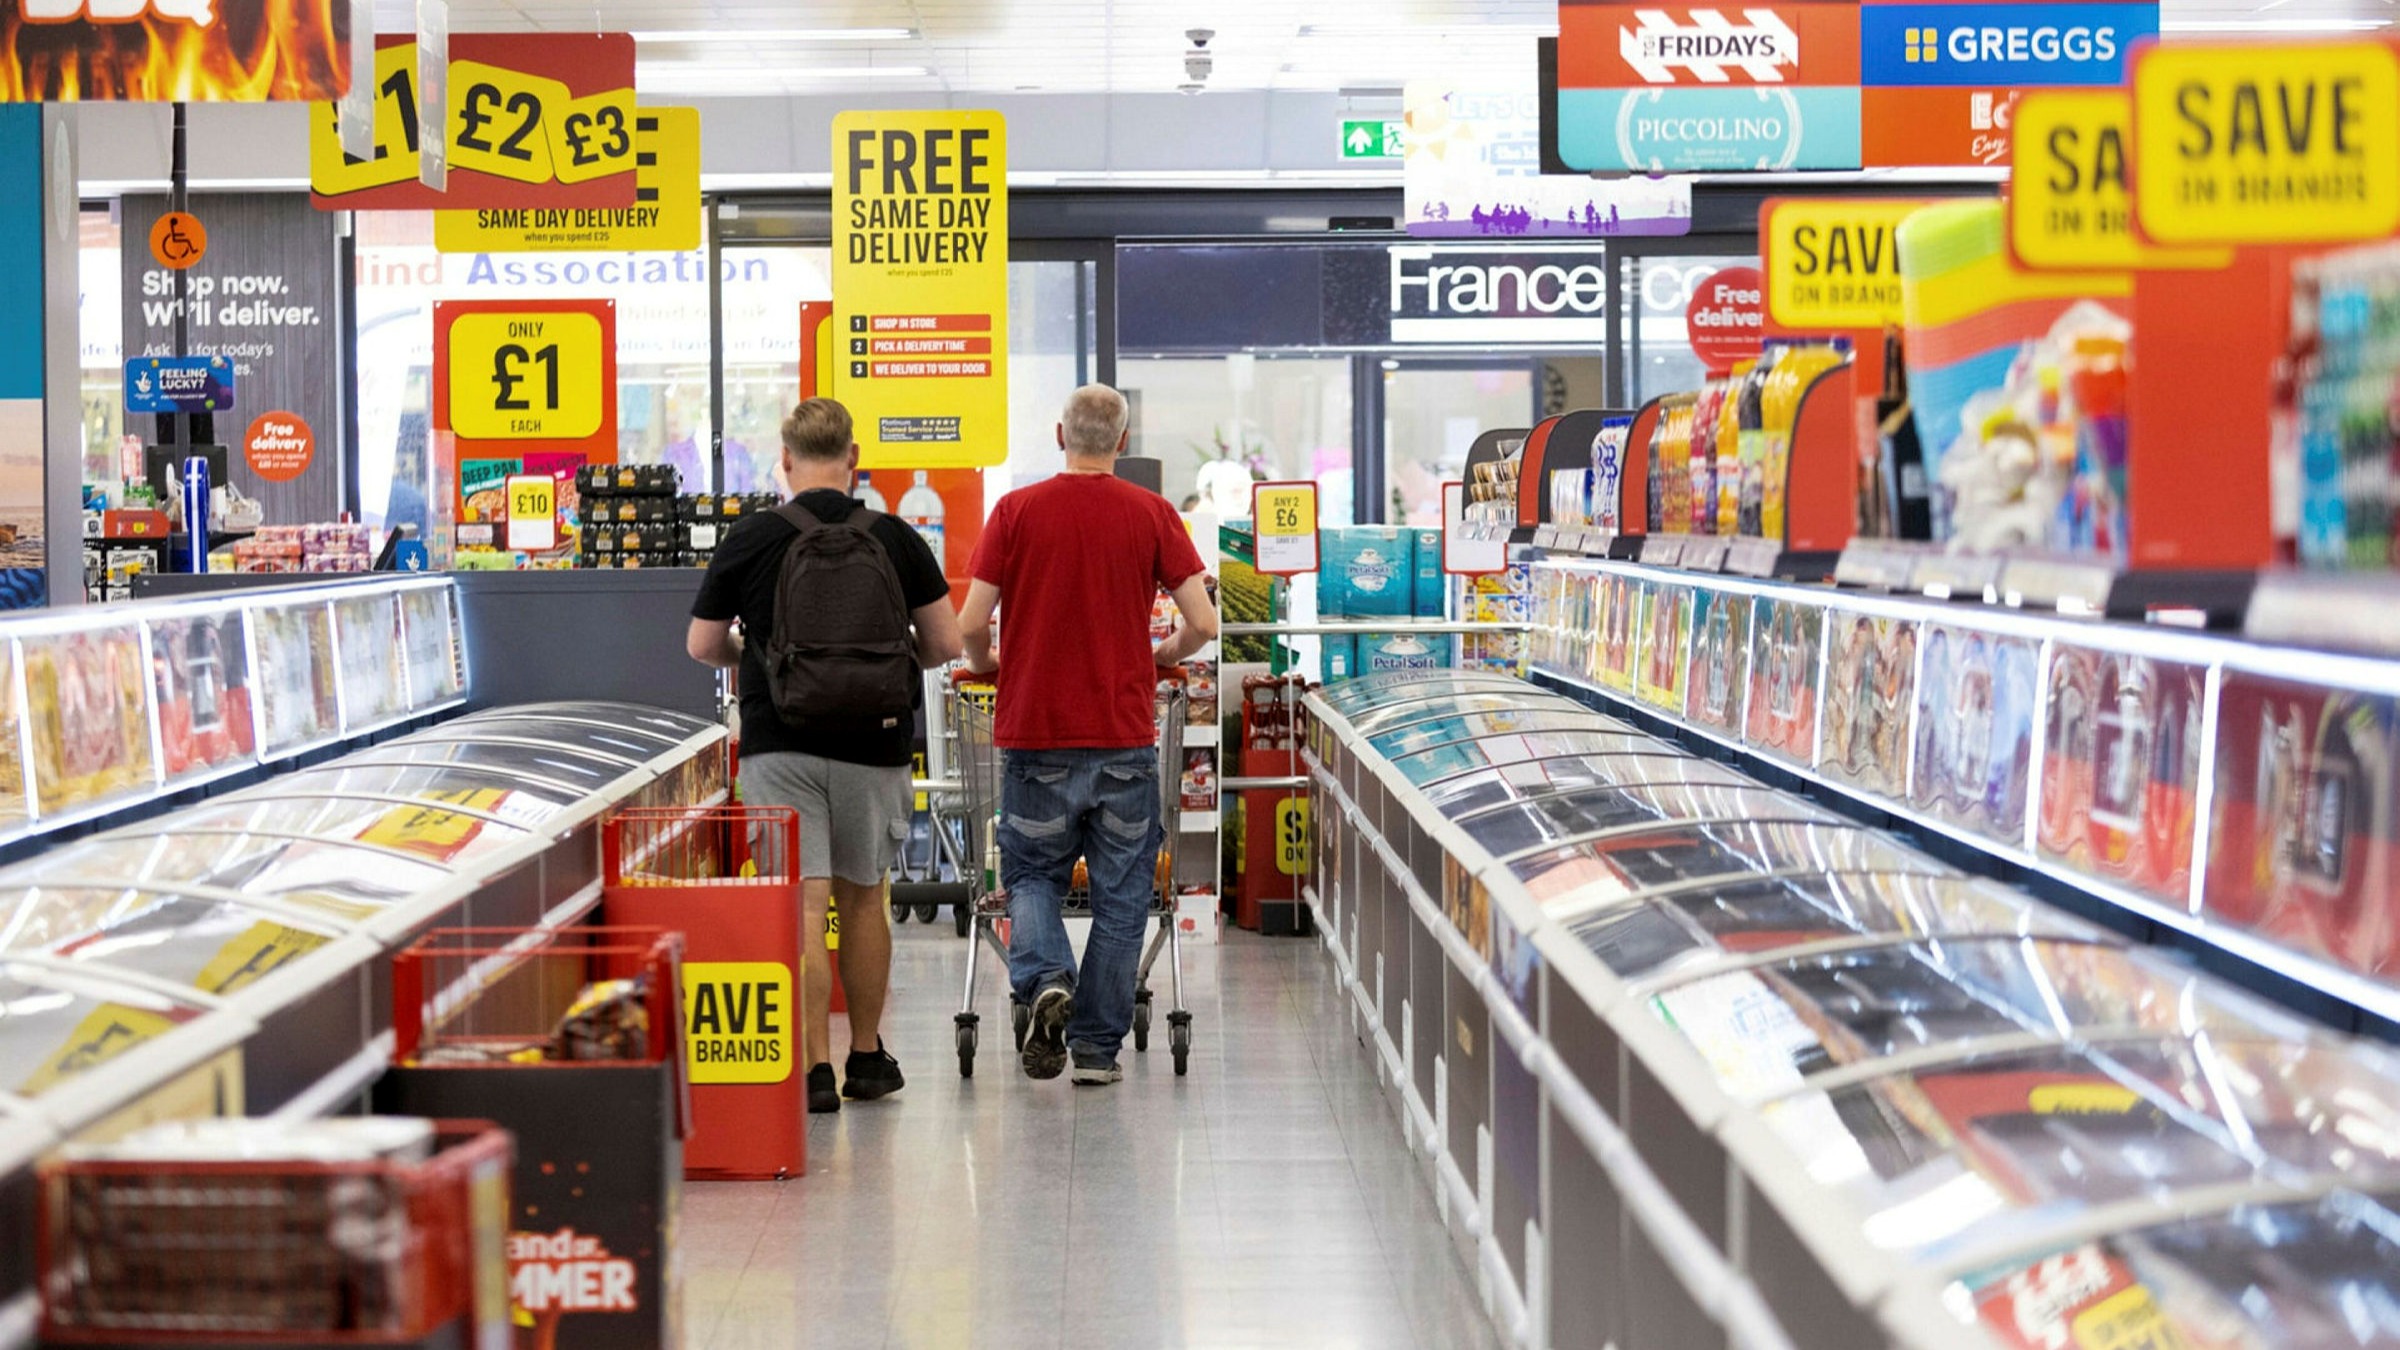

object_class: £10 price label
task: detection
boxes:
[448,311,606,440]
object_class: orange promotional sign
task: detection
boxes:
[0,0,353,102]
[147,210,205,270]
[243,411,314,482]
[1558,3,1861,87]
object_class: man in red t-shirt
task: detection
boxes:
[960,385,1216,1084]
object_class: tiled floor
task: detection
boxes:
[685,920,1499,1350]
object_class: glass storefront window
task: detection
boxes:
[717,245,831,497]
[999,259,1098,499]
[79,209,124,488]
[1118,355,1353,523]
[1626,252,1761,406]
[1384,363,1533,526]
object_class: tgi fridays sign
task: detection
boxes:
[0,0,353,101]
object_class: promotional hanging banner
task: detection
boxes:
[1855,0,2158,167]
[124,355,234,415]
[1762,197,1921,329]
[0,0,354,101]
[308,32,638,211]
[2007,89,2229,271]
[831,109,1010,469]
[432,298,617,475]
[1403,80,1692,237]
[2130,41,2400,247]
[1251,482,1320,576]
[436,106,702,253]
[1685,265,1765,371]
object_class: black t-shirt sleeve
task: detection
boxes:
[874,516,952,610]
[689,512,783,621]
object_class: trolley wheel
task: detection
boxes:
[954,900,972,937]
[1170,1021,1191,1077]
[955,1013,979,1078]
[1011,1001,1030,1051]
[1133,993,1152,1052]
[914,901,939,924]
[893,899,911,924]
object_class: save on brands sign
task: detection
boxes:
[1386,245,1609,342]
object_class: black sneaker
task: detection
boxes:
[843,1040,905,1101]
[1070,1052,1122,1086]
[806,1062,840,1114]
[1021,985,1073,1080]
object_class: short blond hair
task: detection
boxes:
[781,398,853,462]
[1060,384,1129,457]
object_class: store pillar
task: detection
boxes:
[0,105,81,609]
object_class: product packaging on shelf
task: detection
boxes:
[1909,625,2039,843]
[1593,416,1630,533]
[1685,590,1752,734]
[2291,242,2400,570]
[2037,645,2205,904]
[577,462,680,498]
[1320,527,1415,618]
[1356,631,1450,675]
[1741,596,1824,765]
[1181,747,1218,812]
[1413,528,1445,617]
[23,627,154,815]
[1633,581,1694,711]
[1322,635,1359,682]
[1819,611,1918,796]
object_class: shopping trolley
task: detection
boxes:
[948,671,1195,1077]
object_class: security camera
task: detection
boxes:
[1186,28,1213,47]
[1184,49,1213,79]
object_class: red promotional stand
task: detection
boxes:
[604,806,806,1180]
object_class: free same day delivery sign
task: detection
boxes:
[831,110,1010,470]
[1553,0,2159,171]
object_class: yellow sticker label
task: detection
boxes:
[2010,91,2231,272]
[1764,199,1921,330]
[437,106,702,254]
[195,921,331,996]
[508,475,556,525]
[2132,43,2400,246]
[447,61,566,185]
[358,788,508,862]
[2071,1285,2188,1350]
[2030,1083,2141,1114]
[684,961,795,1085]
[1256,485,1317,537]
[19,1004,179,1097]
[447,311,607,441]
[308,43,423,196]
[1274,796,1311,877]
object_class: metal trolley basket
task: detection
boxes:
[946,674,1195,1077]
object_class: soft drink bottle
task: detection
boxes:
[898,470,946,571]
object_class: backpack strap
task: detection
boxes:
[772,500,823,532]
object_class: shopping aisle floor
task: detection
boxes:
[685,922,1499,1350]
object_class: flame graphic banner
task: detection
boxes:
[0,0,350,101]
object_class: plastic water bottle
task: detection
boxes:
[898,470,945,571]
[853,473,888,513]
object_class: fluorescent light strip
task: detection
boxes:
[2161,17,2393,31]
[636,65,932,83]
[631,28,916,43]
[1296,22,1557,37]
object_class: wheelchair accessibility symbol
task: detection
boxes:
[149,211,207,271]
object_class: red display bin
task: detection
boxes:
[603,806,806,1180]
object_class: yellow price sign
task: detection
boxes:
[1274,797,1311,877]
[506,474,558,552]
[1251,482,1319,575]
[447,311,606,441]
[308,43,422,196]
[684,961,794,1085]
[547,88,639,185]
[447,61,565,184]
[2010,91,2231,273]
[2132,42,2400,246]
[1762,198,1924,331]
[436,107,703,254]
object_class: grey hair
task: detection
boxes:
[1060,384,1129,457]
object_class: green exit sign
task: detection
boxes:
[1339,119,1402,160]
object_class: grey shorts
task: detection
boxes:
[739,752,912,885]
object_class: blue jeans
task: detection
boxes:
[1000,746,1161,1061]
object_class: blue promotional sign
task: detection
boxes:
[393,540,431,572]
[124,356,235,415]
[1556,87,1863,172]
[1859,4,2156,88]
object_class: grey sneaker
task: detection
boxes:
[1070,1053,1122,1086]
[1021,986,1073,1080]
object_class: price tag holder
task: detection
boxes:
[505,474,558,552]
[2133,42,2400,246]
[445,309,606,441]
[1252,481,1319,576]
[1440,482,1507,576]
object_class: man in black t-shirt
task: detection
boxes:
[688,398,960,1113]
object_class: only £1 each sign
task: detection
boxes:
[2132,42,2400,246]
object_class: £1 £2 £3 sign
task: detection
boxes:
[309,33,639,212]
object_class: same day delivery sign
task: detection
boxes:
[1554,0,2159,171]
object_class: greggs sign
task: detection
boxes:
[1,0,353,101]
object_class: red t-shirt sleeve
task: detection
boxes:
[1154,501,1205,590]
[969,498,1012,586]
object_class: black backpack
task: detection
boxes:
[762,502,915,725]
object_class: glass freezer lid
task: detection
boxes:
[1422,755,1755,818]
[456,702,718,741]
[1341,690,1592,736]
[1944,1192,2400,1350]
[34,889,346,996]
[1315,672,1533,714]
[1568,872,2103,982]
[9,832,455,914]
[408,716,675,763]
[164,795,536,867]
[336,739,635,791]
[266,762,586,814]
[1507,821,1942,914]
[1366,709,1624,761]
[1755,1037,2400,1267]
[0,961,208,1098]
[1390,730,1685,786]
[1448,783,1841,863]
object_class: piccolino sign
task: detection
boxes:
[1385,245,1609,341]
[1559,85,1863,171]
